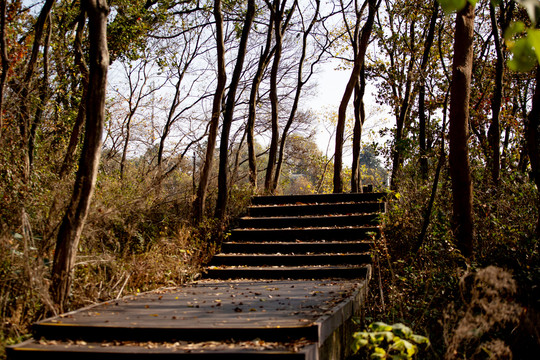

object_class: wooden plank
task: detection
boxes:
[248,202,386,217]
[32,280,363,342]
[210,253,371,266]
[221,241,373,254]
[7,339,317,360]
[238,213,379,229]
[205,266,369,280]
[230,227,380,242]
[251,189,380,205]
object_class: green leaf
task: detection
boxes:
[504,21,526,44]
[391,339,418,357]
[438,0,467,14]
[508,37,537,72]
[351,338,369,353]
[383,331,395,342]
[391,323,413,338]
[353,331,370,340]
[390,355,409,360]
[527,28,540,63]
[371,347,387,359]
[409,334,430,345]
[369,322,393,332]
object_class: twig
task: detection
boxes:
[116,273,131,300]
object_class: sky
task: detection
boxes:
[308,60,393,164]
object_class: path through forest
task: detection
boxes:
[8,189,385,359]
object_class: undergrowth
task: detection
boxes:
[0,164,253,359]
[365,168,540,359]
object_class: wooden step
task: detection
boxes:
[238,213,379,229]
[7,339,318,360]
[230,227,380,242]
[221,241,373,254]
[210,253,371,266]
[251,188,380,206]
[205,265,370,280]
[248,202,386,217]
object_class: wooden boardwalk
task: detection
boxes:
[8,189,385,359]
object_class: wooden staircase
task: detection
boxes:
[207,188,385,281]
[7,189,386,360]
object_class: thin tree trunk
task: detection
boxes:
[264,0,288,193]
[51,0,109,311]
[487,2,503,185]
[157,78,182,169]
[419,0,439,182]
[193,0,227,222]
[29,16,52,170]
[58,14,89,179]
[334,0,377,193]
[415,89,448,252]
[247,7,275,191]
[526,67,540,237]
[449,2,475,258]
[18,0,56,181]
[0,0,9,142]
[215,0,255,220]
[351,66,366,192]
[272,0,320,192]
[389,19,416,191]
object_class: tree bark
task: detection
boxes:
[215,0,255,220]
[247,6,275,191]
[389,19,416,191]
[264,0,291,194]
[18,0,56,181]
[333,0,377,193]
[51,0,109,311]
[415,89,449,252]
[487,2,503,185]
[418,0,439,182]
[449,2,475,258]
[0,0,9,142]
[351,66,366,192]
[58,14,89,179]
[272,0,320,192]
[193,0,227,222]
[526,67,540,237]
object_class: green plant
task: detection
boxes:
[352,322,430,359]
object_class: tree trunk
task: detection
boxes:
[18,0,56,181]
[193,0,227,222]
[51,0,109,311]
[448,2,475,258]
[247,6,275,191]
[389,19,416,191]
[415,89,448,252]
[264,0,287,194]
[334,0,377,193]
[28,17,52,170]
[351,66,366,192]
[487,2,503,185]
[526,67,540,237]
[0,0,8,142]
[418,0,439,182]
[58,14,89,179]
[272,0,320,193]
[215,0,255,220]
